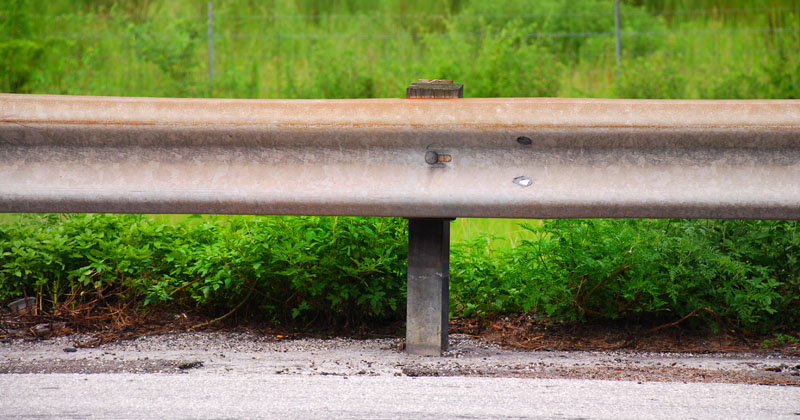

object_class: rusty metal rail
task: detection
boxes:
[2,93,800,219]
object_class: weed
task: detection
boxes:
[761,333,800,348]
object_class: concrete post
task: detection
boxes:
[405,79,462,355]
[406,219,450,355]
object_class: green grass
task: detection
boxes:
[0,213,537,251]
[2,0,798,99]
[450,218,540,248]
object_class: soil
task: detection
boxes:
[450,314,800,357]
[2,308,799,386]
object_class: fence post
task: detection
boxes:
[614,0,621,76]
[405,79,463,356]
[208,1,214,97]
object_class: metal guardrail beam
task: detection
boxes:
[2,93,800,219]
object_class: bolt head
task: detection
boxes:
[425,151,439,165]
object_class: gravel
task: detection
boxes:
[1,332,799,385]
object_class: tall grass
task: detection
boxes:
[2,0,798,99]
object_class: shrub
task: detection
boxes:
[451,219,800,333]
[0,215,408,328]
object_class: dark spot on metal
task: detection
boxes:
[513,176,532,187]
[517,136,533,145]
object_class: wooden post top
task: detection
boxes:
[406,79,464,99]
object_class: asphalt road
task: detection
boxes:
[2,373,800,419]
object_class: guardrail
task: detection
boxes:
[2,83,799,354]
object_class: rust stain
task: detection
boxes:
[2,94,800,131]
[3,119,799,131]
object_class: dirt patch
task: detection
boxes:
[3,305,800,385]
[450,314,800,357]
[401,362,800,386]
[0,358,199,374]
[2,305,798,356]
[3,306,798,356]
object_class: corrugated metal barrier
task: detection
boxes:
[2,93,799,219]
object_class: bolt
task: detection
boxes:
[425,151,452,165]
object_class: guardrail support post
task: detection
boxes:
[406,219,450,355]
[405,80,462,355]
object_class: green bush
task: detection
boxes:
[2,215,798,333]
[450,219,800,333]
[175,216,408,326]
[450,236,524,317]
[0,215,408,328]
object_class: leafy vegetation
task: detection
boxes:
[1,0,797,99]
[2,215,797,333]
[1,0,799,334]
[0,215,408,328]
[451,219,800,333]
